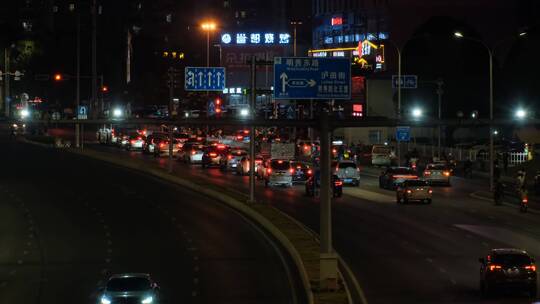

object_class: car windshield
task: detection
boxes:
[373,147,391,154]
[493,254,532,266]
[338,162,357,169]
[427,164,447,170]
[107,277,151,291]
[405,180,428,187]
[271,160,290,170]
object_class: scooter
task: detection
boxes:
[520,192,529,213]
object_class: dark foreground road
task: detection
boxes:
[0,134,301,304]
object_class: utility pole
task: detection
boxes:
[4,47,10,117]
[319,110,337,290]
[76,0,81,148]
[248,57,256,203]
[91,0,98,119]
[436,79,444,158]
[168,67,177,173]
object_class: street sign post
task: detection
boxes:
[392,75,417,89]
[396,126,411,142]
[77,105,88,120]
[185,67,226,91]
[273,57,351,100]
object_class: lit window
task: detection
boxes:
[69,3,75,11]
[240,11,246,18]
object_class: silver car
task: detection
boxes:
[423,163,451,186]
[99,273,159,304]
[334,160,360,186]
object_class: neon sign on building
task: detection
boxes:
[221,32,290,45]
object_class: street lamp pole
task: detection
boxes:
[206,30,210,67]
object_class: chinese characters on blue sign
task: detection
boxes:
[221,33,291,45]
[185,67,226,91]
[273,57,351,100]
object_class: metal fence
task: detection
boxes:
[405,143,529,166]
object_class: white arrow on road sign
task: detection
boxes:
[198,72,203,85]
[186,71,195,85]
[207,71,212,85]
[216,72,222,84]
[280,73,288,93]
[286,79,317,88]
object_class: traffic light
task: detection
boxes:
[101,86,109,93]
[352,103,363,117]
[54,73,63,81]
[215,98,222,116]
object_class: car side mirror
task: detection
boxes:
[478,257,485,264]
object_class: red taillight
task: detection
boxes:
[334,181,343,186]
[307,169,313,175]
[443,171,450,176]
[428,189,433,194]
[489,264,502,271]
[267,168,272,174]
[131,140,136,144]
[191,150,196,155]
[159,143,165,148]
[228,155,232,160]
[217,145,226,149]
[289,168,294,174]
[523,197,529,203]
[243,130,249,134]
[177,143,183,148]
[278,160,283,164]
[255,160,262,164]
[332,148,337,154]
[406,189,412,194]
[424,171,431,176]
[303,145,310,150]
[525,265,536,272]
[236,135,243,140]
[137,136,142,140]
[209,152,217,157]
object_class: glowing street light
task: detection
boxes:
[240,108,249,117]
[412,108,423,118]
[454,32,464,38]
[112,108,123,118]
[515,108,527,119]
[201,21,217,67]
[20,109,30,118]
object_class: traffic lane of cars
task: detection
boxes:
[91,144,540,302]
[11,141,296,304]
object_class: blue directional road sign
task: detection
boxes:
[396,126,411,142]
[274,57,351,100]
[392,75,417,89]
[77,105,88,120]
[185,67,226,91]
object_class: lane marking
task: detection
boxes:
[439,267,447,273]
[450,279,457,285]
[482,242,489,247]
[426,258,433,263]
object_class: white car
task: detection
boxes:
[334,160,360,186]
[220,148,248,172]
[179,143,205,164]
[423,163,451,186]
[371,145,394,166]
[264,159,293,187]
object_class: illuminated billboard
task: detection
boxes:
[221,32,291,45]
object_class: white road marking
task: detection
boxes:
[192,291,198,297]
[426,258,433,263]
[194,266,199,272]
[193,278,199,284]
[439,267,447,273]
[450,279,457,285]
[482,242,489,247]
[17,260,23,265]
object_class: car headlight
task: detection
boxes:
[141,296,153,304]
[100,296,111,304]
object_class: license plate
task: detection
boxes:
[344,179,352,182]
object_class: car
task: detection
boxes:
[371,144,394,166]
[479,249,537,298]
[201,145,228,168]
[99,273,159,304]
[142,133,167,154]
[220,148,248,172]
[423,163,452,186]
[305,172,343,198]
[396,179,432,204]
[236,155,263,176]
[379,167,418,190]
[125,134,145,151]
[178,142,205,164]
[334,160,360,186]
[291,161,313,184]
[264,159,293,187]
[153,137,182,157]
